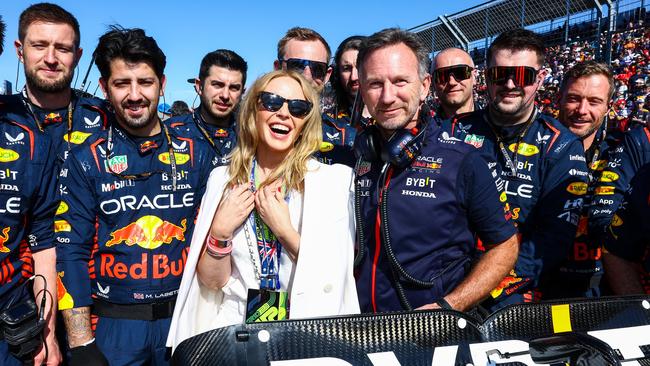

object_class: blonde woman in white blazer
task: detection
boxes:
[167,70,360,352]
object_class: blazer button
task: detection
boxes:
[323,284,333,293]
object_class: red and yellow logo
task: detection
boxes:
[0,227,10,253]
[158,152,190,165]
[105,216,186,250]
[591,159,607,171]
[491,269,527,298]
[508,143,539,156]
[566,182,588,195]
[54,220,72,233]
[595,186,615,195]
[57,273,74,310]
[214,128,229,138]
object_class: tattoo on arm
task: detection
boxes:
[62,307,93,348]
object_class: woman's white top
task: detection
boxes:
[166,160,360,351]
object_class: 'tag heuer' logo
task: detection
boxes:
[105,215,186,250]
[105,155,128,174]
[158,152,190,165]
[508,143,539,156]
[566,182,588,195]
[0,148,19,162]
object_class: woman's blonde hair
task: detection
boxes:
[227,70,322,192]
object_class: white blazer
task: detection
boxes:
[167,159,360,351]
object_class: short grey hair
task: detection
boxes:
[357,28,430,80]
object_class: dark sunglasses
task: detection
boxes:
[433,65,473,84]
[280,58,329,81]
[258,91,313,118]
[486,66,539,87]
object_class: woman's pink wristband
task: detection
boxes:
[205,234,232,258]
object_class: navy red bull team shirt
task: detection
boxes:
[165,107,237,167]
[604,164,650,294]
[0,115,57,308]
[355,117,517,312]
[0,93,109,169]
[446,110,589,309]
[590,125,650,239]
[55,118,214,310]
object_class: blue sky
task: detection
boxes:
[1,0,482,105]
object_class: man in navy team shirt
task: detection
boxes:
[445,30,589,310]
[354,28,519,313]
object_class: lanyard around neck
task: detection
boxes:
[105,121,178,191]
[484,109,537,176]
[21,87,74,147]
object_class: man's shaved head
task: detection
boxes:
[433,48,474,70]
[431,47,476,117]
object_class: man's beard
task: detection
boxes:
[118,102,155,130]
[25,67,74,93]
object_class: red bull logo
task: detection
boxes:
[100,246,189,280]
[490,270,528,298]
[139,140,158,154]
[0,227,9,253]
[44,112,62,125]
[214,128,229,138]
[57,273,74,310]
[0,240,31,286]
[573,241,601,261]
[105,216,187,250]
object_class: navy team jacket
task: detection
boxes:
[355,116,516,313]
[55,118,214,310]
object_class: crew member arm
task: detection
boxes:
[30,137,61,364]
[433,151,520,311]
[603,166,650,295]
[589,127,649,237]
[446,234,519,311]
[55,153,98,347]
[528,138,588,283]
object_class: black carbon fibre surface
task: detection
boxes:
[172,310,481,365]
[483,295,650,341]
[172,296,650,365]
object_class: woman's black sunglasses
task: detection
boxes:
[258,91,313,118]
